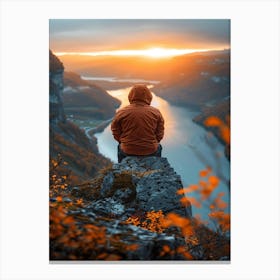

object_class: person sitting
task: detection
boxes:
[111,84,165,163]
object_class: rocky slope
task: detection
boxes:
[49,50,112,184]
[91,156,192,218]
[50,156,230,261]
[49,50,65,123]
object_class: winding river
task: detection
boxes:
[94,85,230,223]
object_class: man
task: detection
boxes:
[111,84,165,163]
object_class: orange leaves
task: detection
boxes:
[204,115,230,145]
[163,213,193,236]
[63,216,75,225]
[56,196,63,202]
[159,245,172,257]
[208,175,219,187]
[105,254,122,261]
[212,192,227,210]
[208,211,230,233]
[96,253,122,261]
[125,216,140,226]
[162,245,171,253]
[176,246,193,260]
[180,196,191,207]
[201,175,219,200]
[199,167,212,177]
[143,210,165,233]
[177,184,199,195]
[125,244,139,251]
[76,198,83,206]
[51,159,58,168]
[160,244,193,260]
[178,166,230,238]
[220,126,230,144]
[204,116,223,127]
[186,197,201,208]
[163,212,188,227]
[126,210,165,233]
[178,169,220,210]
[199,171,219,200]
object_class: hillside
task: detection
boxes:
[152,52,230,109]
[58,50,230,110]
[63,71,121,121]
[49,50,112,184]
[58,54,173,81]
[193,99,230,160]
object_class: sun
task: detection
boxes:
[141,48,200,58]
[144,48,173,58]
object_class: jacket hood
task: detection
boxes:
[128,84,153,105]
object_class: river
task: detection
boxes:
[94,85,230,224]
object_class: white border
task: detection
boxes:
[0,0,279,279]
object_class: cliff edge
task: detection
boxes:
[51,156,194,260]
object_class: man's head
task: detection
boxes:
[128,84,153,105]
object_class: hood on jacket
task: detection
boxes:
[128,84,153,105]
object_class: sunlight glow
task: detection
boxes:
[55,47,214,58]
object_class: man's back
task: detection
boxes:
[111,84,164,156]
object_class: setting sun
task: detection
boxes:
[143,48,199,58]
[55,47,212,58]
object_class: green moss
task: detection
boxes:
[107,172,136,203]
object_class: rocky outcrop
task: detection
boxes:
[94,156,192,218]
[57,156,193,260]
[49,50,66,123]
[50,155,231,261]
[71,156,191,222]
[49,50,112,184]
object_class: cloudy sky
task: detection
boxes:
[49,19,230,53]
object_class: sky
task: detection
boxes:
[49,19,230,54]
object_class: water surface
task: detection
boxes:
[95,86,230,224]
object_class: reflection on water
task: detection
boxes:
[95,86,230,223]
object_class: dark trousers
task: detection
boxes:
[117,144,162,163]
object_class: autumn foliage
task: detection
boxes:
[50,115,230,260]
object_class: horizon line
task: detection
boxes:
[54,47,230,58]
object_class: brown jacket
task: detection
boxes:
[111,85,164,155]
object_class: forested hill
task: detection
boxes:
[152,51,230,109]
[49,50,112,184]
[63,71,120,121]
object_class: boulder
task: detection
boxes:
[99,156,192,218]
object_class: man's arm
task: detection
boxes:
[155,112,164,142]
[111,114,122,143]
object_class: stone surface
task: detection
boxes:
[99,156,192,218]
[49,50,65,123]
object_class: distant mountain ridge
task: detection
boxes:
[152,52,230,109]
[58,50,230,110]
